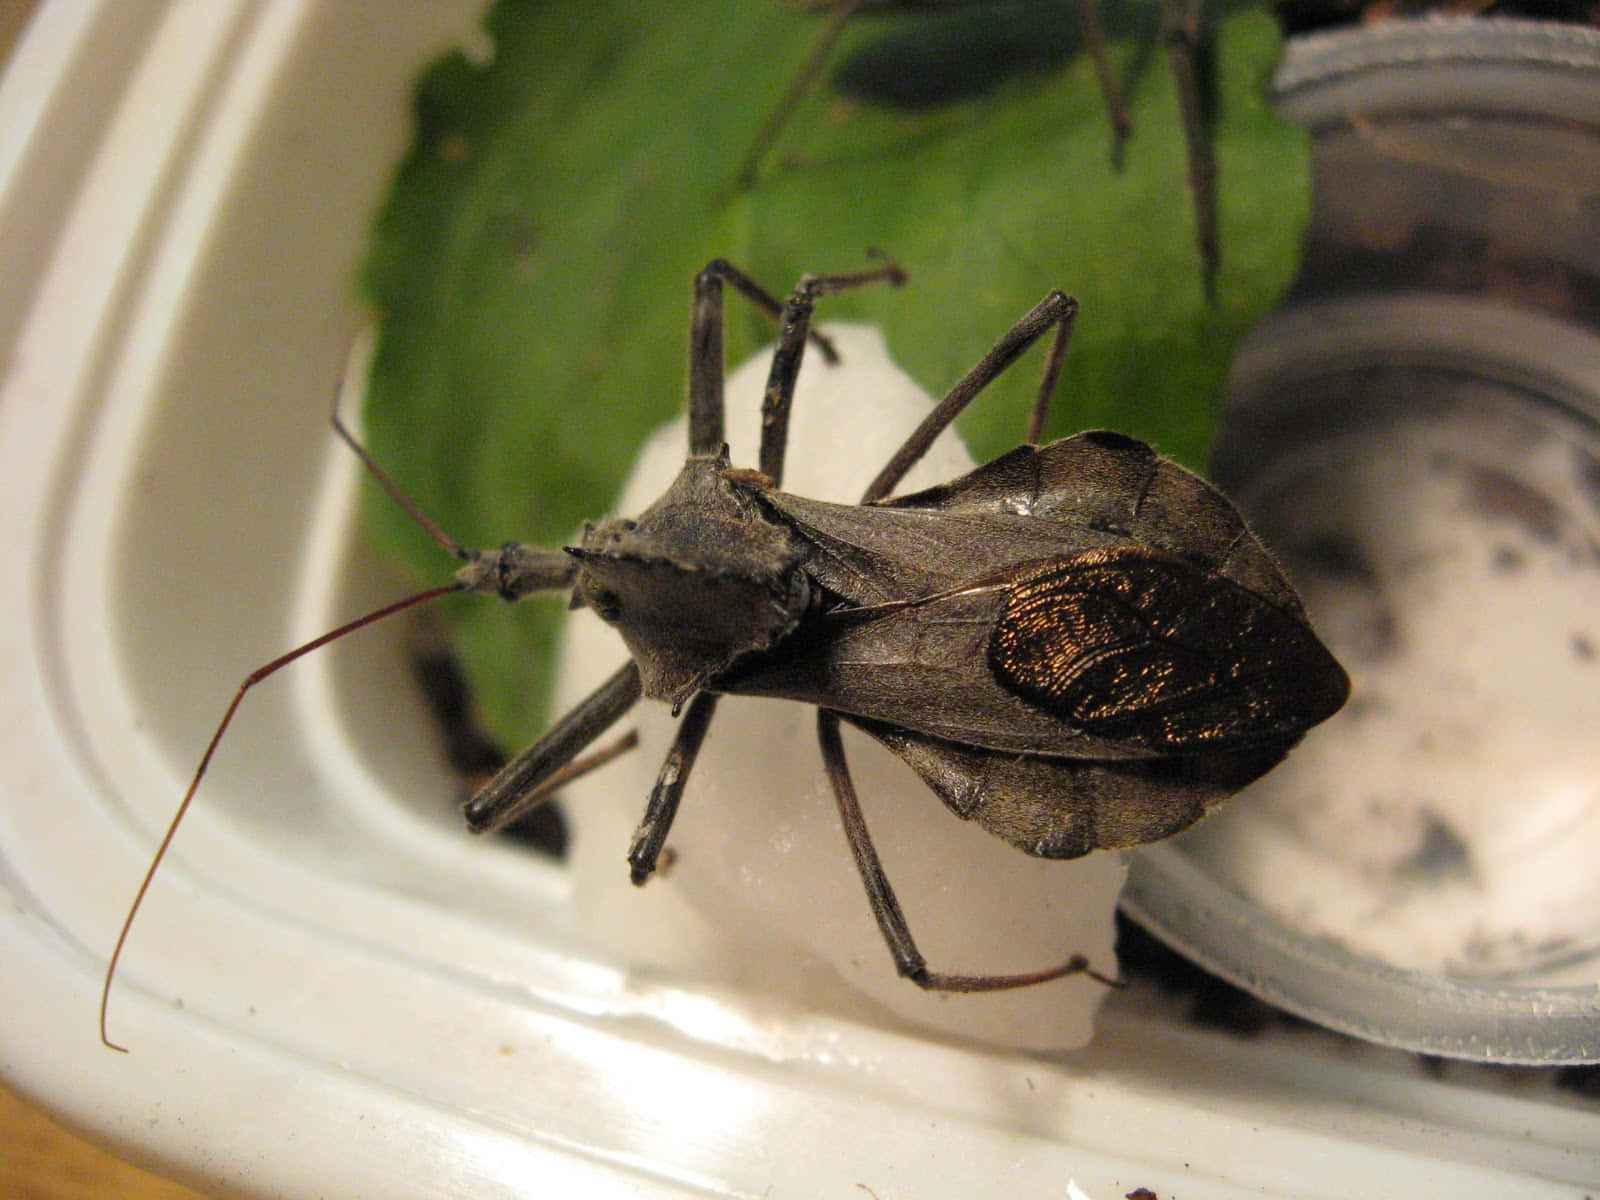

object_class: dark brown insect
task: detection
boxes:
[100,259,1346,1049]
[738,0,1216,292]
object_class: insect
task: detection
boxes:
[100,259,1347,1049]
[737,0,1217,292]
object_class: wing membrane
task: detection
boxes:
[989,546,1349,751]
[841,714,1291,858]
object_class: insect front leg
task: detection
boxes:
[816,712,1116,993]
[637,258,906,884]
[754,258,907,483]
[863,289,1077,502]
[463,662,644,833]
[688,258,858,455]
[627,690,718,885]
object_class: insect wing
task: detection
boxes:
[885,431,1310,606]
[841,714,1292,858]
[762,432,1312,614]
[715,578,1157,757]
[989,545,1350,752]
[753,491,1104,606]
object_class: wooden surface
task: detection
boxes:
[0,0,31,61]
[0,1082,209,1200]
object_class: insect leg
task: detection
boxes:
[627,690,719,884]
[732,0,867,192]
[463,661,644,833]
[757,258,907,485]
[862,289,1078,502]
[689,259,846,457]
[479,727,640,818]
[1160,0,1217,299]
[675,258,905,859]
[816,712,1117,993]
[1072,0,1133,168]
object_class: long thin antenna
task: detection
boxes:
[331,405,467,560]
[99,582,459,1051]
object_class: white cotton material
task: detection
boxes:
[554,324,1124,1050]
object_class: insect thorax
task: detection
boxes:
[570,454,812,706]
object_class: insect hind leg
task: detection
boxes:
[815,711,1117,993]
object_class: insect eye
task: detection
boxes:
[591,589,623,622]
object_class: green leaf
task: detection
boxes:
[361,0,1309,747]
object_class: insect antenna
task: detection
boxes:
[99,582,458,1051]
[101,382,572,1051]
[330,402,467,560]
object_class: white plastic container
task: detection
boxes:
[1126,18,1600,1064]
[2,3,1598,1197]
